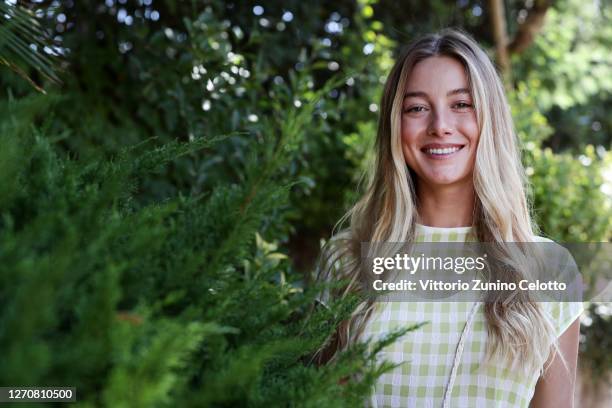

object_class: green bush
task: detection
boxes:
[0,94,419,406]
[580,304,612,382]
[525,145,611,242]
[511,81,612,383]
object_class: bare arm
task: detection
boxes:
[530,317,580,408]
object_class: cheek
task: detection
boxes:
[400,120,416,165]
[459,114,479,144]
[460,117,480,169]
[400,120,421,164]
[400,118,424,146]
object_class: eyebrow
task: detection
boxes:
[404,88,471,98]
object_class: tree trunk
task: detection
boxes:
[487,0,553,86]
[488,0,511,83]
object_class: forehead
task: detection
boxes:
[404,56,470,93]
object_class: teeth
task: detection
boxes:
[426,147,461,155]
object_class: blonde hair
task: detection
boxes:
[314,28,559,375]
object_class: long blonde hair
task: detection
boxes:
[314,28,558,374]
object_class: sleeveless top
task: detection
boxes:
[359,224,583,407]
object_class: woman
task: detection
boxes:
[314,29,582,407]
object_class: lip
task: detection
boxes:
[420,143,466,160]
[420,143,465,150]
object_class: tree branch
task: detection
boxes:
[507,0,552,54]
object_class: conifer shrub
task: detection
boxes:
[0,95,414,407]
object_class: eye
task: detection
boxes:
[452,102,473,110]
[403,105,428,114]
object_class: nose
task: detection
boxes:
[427,109,453,137]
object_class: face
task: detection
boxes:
[400,56,479,189]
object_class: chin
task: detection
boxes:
[426,178,463,186]
[418,170,471,187]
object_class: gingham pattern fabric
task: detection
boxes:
[360,224,583,408]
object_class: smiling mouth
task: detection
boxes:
[421,144,465,158]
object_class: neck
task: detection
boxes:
[416,180,475,228]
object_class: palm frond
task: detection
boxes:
[0,2,61,92]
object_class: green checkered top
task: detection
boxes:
[360,224,583,408]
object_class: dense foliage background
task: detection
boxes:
[1,0,610,406]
